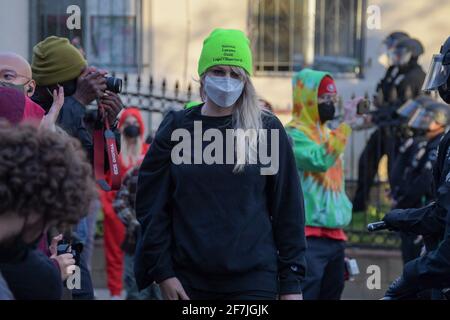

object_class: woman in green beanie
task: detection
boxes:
[135,29,306,300]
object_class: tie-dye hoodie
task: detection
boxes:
[286,69,352,229]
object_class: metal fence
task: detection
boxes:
[114,72,197,134]
[115,73,401,249]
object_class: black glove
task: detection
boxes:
[382,209,404,232]
[382,275,420,300]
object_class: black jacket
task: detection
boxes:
[391,134,442,209]
[373,60,426,126]
[377,60,426,106]
[387,131,450,289]
[56,96,121,166]
[134,107,307,295]
[389,137,419,200]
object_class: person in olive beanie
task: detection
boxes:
[32,36,88,87]
[31,36,123,164]
[30,36,124,300]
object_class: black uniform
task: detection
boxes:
[385,131,450,291]
[390,134,442,264]
[392,135,441,210]
[389,137,419,202]
[353,60,426,212]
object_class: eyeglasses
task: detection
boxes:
[0,69,32,84]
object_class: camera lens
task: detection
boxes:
[105,77,123,94]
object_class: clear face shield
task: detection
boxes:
[397,96,434,120]
[408,108,434,130]
[422,54,450,92]
[397,99,422,120]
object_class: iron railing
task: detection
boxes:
[113,72,196,134]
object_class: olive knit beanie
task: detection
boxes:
[31,36,87,86]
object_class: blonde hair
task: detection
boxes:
[120,138,143,168]
[200,66,269,173]
[120,117,143,168]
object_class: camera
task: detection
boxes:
[105,76,123,94]
[357,99,371,115]
[57,236,84,266]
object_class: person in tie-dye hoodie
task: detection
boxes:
[286,68,352,300]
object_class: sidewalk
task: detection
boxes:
[94,289,126,301]
[91,239,402,300]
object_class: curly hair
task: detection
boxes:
[0,121,96,227]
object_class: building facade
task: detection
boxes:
[1,0,450,177]
[2,0,449,106]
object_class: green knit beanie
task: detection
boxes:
[198,29,253,76]
[32,36,87,86]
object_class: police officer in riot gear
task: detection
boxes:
[382,36,450,299]
[380,32,410,66]
[389,99,449,265]
[353,34,427,212]
[388,96,433,197]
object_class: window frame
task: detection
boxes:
[247,0,367,79]
[85,0,144,73]
[29,0,87,61]
[29,0,145,73]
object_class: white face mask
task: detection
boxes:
[204,75,244,108]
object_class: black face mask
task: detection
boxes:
[0,231,43,264]
[123,125,141,138]
[31,79,78,112]
[318,102,336,123]
[0,239,29,264]
[59,79,77,97]
[0,214,46,264]
[31,88,53,112]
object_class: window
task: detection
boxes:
[86,0,142,72]
[249,0,366,76]
[30,0,86,47]
[30,0,142,72]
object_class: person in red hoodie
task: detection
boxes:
[100,107,149,299]
[286,69,353,300]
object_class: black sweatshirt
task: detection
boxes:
[134,106,306,295]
